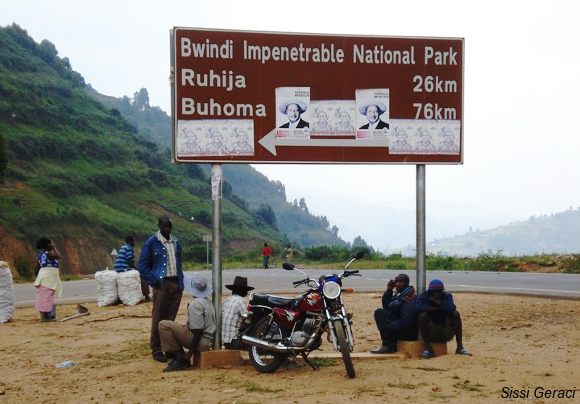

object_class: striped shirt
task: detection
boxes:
[221,294,247,344]
[113,243,134,271]
[156,231,177,277]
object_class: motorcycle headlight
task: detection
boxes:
[322,281,341,299]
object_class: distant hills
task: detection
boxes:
[0,23,344,274]
[413,207,580,256]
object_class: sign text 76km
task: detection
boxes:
[171,28,464,165]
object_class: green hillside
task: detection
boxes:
[426,207,580,256]
[0,24,289,274]
[0,24,345,275]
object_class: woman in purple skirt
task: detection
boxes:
[33,237,62,321]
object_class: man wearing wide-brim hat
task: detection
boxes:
[222,276,255,350]
[358,100,389,130]
[158,273,216,371]
[279,99,310,129]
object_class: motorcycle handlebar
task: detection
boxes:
[343,270,360,277]
[293,279,307,286]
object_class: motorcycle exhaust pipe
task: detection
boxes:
[242,335,313,353]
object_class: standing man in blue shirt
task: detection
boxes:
[138,217,184,363]
[114,235,150,302]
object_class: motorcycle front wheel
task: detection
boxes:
[333,319,356,378]
[248,316,286,373]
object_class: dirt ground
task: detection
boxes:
[0,293,578,403]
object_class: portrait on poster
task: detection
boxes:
[355,89,390,139]
[310,100,356,136]
[176,119,254,157]
[276,87,310,139]
[388,119,460,155]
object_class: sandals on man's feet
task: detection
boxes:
[420,350,434,359]
[455,348,472,356]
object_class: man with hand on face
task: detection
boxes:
[370,274,417,354]
[138,216,184,363]
[415,279,471,359]
[279,100,309,129]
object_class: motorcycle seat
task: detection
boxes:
[251,294,296,308]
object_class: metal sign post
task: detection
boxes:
[202,234,212,270]
[110,248,118,270]
[416,165,426,294]
[211,164,223,349]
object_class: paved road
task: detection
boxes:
[13,269,580,307]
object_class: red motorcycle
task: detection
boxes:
[241,252,363,378]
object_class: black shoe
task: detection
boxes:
[152,351,167,363]
[163,358,190,372]
[370,345,397,354]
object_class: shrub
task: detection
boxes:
[558,254,580,274]
[465,251,518,272]
[383,260,409,270]
[14,255,34,279]
[427,254,461,270]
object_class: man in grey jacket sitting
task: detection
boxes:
[158,273,216,372]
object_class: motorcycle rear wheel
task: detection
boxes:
[248,316,286,373]
[333,319,356,378]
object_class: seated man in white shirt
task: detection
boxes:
[222,276,254,350]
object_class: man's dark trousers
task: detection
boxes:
[374,308,398,347]
[150,278,182,354]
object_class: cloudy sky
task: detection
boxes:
[2,0,579,250]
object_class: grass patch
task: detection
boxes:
[453,379,484,392]
[238,380,283,393]
[416,366,449,372]
[386,382,427,390]
[84,340,149,368]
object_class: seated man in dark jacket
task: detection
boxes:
[415,279,471,359]
[370,274,418,354]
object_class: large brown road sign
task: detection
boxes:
[171,28,463,164]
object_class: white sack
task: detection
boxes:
[116,270,143,306]
[95,269,119,307]
[0,264,15,323]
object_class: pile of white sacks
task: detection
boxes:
[0,261,15,323]
[95,268,143,306]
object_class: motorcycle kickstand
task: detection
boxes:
[301,352,318,371]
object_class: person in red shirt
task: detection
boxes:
[261,243,273,269]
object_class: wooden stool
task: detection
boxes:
[196,349,244,369]
[397,340,448,359]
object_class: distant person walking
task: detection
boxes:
[261,243,272,269]
[138,216,184,363]
[284,244,294,263]
[33,237,62,321]
[114,235,150,301]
